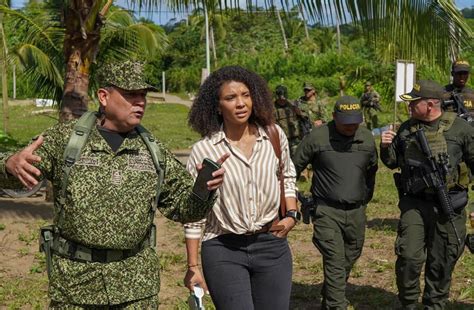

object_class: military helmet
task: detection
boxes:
[275,85,288,98]
[96,60,157,91]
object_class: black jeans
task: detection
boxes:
[201,232,292,310]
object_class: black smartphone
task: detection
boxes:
[192,158,221,201]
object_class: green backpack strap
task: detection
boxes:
[136,125,165,213]
[57,111,98,229]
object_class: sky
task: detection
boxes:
[9,0,474,26]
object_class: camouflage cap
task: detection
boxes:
[97,60,157,91]
[452,60,470,73]
[365,81,372,86]
[303,82,315,91]
[334,95,363,124]
[400,80,444,101]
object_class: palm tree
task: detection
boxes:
[1,1,167,121]
[189,2,227,67]
[167,0,471,67]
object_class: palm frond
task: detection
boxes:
[13,43,63,101]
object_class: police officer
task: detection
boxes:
[293,96,378,310]
[360,81,381,130]
[443,60,474,121]
[0,61,226,308]
[273,85,303,157]
[381,80,474,310]
[295,82,329,131]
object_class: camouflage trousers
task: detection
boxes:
[49,294,159,309]
[363,107,378,130]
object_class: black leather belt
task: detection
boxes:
[317,198,361,210]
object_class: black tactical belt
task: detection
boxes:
[51,234,150,263]
[317,198,361,210]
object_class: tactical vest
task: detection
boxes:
[274,103,301,139]
[40,111,165,274]
[401,112,469,194]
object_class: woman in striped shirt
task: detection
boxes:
[183,66,298,309]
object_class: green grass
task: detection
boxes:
[0,101,199,150]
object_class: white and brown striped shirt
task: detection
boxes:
[184,124,297,241]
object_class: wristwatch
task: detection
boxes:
[285,210,302,222]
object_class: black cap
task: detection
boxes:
[334,96,363,124]
[399,80,444,101]
[452,60,470,73]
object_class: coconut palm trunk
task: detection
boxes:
[60,0,111,121]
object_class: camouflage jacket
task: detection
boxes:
[360,90,381,109]
[295,96,329,123]
[0,120,215,305]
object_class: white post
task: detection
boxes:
[12,63,16,99]
[204,1,210,75]
[162,71,166,101]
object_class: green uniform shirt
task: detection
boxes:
[380,113,474,176]
[293,121,378,205]
[0,120,215,305]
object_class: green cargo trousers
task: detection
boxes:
[312,200,367,310]
[395,196,466,310]
[49,294,159,309]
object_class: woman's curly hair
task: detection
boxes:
[188,66,275,137]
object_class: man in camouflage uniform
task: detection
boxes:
[0,61,225,308]
[381,80,474,309]
[360,82,381,130]
[443,60,474,123]
[273,85,303,157]
[295,82,328,133]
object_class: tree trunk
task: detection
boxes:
[0,13,9,134]
[276,11,288,52]
[210,26,217,68]
[60,0,108,121]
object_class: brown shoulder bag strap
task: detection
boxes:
[264,124,287,220]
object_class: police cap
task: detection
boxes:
[452,60,470,73]
[399,80,444,101]
[334,96,363,124]
[97,60,157,91]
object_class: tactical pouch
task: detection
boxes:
[393,172,404,199]
[298,192,315,224]
[39,225,55,279]
[448,190,468,212]
[466,234,474,254]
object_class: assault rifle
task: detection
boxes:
[442,92,473,124]
[412,128,462,245]
[361,93,382,112]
